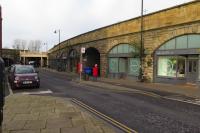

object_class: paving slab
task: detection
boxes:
[3,95,118,133]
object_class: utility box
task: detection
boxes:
[0,57,5,126]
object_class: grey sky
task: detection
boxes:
[0,0,193,51]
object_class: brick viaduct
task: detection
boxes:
[48,1,200,82]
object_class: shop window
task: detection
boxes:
[129,58,140,76]
[119,58,127,73]
[193,61,197,72]
[177,58,186,77]
[128,45,134,53]
[189,60,198,73]
[123,44,129,53]
[189,61,192,73]
[108,44,139,76]
[158,34,200,50]
[159,45,166,50]
[157,56,177,77]
[110,47,117,54]
[165,39,176,50]
[109,44,137,54]
[188,35,200,48]
[109,58,118,73]
[176,36,187,49]
[118,45,124,53]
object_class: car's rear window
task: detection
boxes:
[15,66,35,74]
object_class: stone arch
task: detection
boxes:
[83,47,100,76]
[106,43,140,79]
[68,49,79,72]
[153,33,200,84]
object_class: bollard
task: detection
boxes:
[0,57,5,127]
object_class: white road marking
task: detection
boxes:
[22,89,53,95]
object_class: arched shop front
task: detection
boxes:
[154,34,200,84]
[108,43,140,79]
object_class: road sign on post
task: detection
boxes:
[81,47,85,54]
[79,47,85,82]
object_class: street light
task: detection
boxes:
[139,0,144,82]
[44,43,48,52]
[42,43,48,67]
[54,29,61,71]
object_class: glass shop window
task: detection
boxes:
[129,58,140,76]
[119,58,127,73]
[109,58,119,73]
[157,56,177,77]
[177,58,186,77]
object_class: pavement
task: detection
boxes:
[2,94,118,133]
[41,68,200,104]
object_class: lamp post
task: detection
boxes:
[54,30,61,71]
[43,43,48,67]
[44,42,48,52]
[139,0,144,81]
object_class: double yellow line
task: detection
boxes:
[71,98,138,133]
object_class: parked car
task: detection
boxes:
[8,65,40,89]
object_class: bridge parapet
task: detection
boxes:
[20,51,48,58]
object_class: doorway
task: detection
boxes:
[84,47,100,75]
[187,59,198,83]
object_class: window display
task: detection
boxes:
[157,56,177,77]
[177,58,185,77]
[158,56,186,78]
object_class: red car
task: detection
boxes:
[8,65,40,89]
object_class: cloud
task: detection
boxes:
[0,0,193,50]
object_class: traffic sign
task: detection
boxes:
[81,47,85,53]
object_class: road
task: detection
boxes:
[12,69,200,133]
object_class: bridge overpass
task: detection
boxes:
[20,51,48,67]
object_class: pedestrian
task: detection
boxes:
[92,64,98,81]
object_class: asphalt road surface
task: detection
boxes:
[12,69,200,133]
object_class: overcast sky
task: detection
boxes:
[0,0,193,51]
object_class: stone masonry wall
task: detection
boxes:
[48,1,200,81]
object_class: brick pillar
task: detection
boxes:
[100,53,108,77]
[143,54,153,82]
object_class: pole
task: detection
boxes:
[46,43,48,52]
[46,43,48,67]
[56,30,61,71]
[80,49,82,82]
[58,30,60,45]
[140,0,144,81]
[41,51,42,67]
[23,49,25,65]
